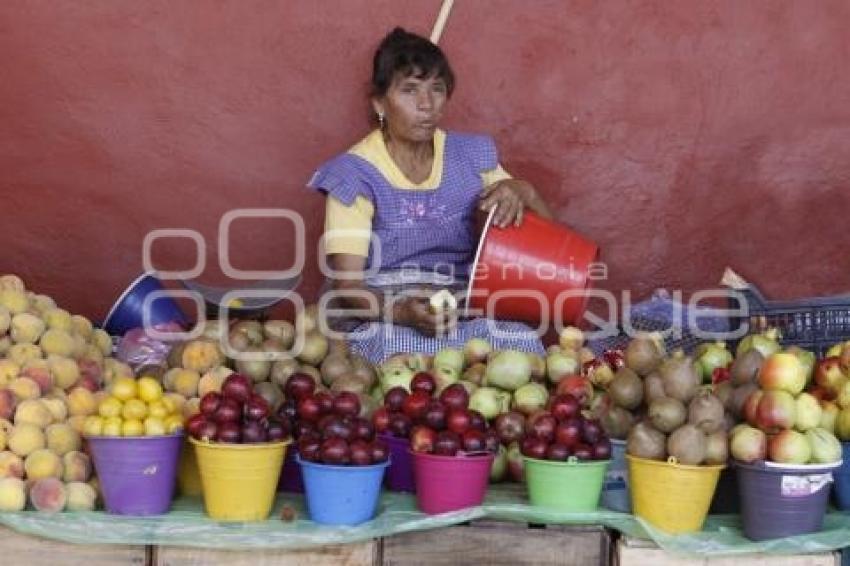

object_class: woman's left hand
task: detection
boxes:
[480,180,525,228]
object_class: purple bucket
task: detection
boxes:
[87,433,183,515]
[736,459,840,541]
[381,434,415,492]
[277,447,304,493]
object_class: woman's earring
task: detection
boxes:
[378,112,385,129]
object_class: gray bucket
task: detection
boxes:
[736,459,840,541]
[601,439,630,512]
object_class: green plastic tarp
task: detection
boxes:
[0,484,848,557]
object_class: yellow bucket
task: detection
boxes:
[177,440,202,497]
[627,455,724,534]
[190,437,289,521]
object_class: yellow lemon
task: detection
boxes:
[122,399,148,421]
[82,415,104,437]
[143,416,166,436]
[164,415,184,434]
[98,397,123,419]
[102,416,123,436]
[137,377,163,403]
[162,394,184,415]
[111,376,138,401]
[122,419,144,437]
[147,400,168,420]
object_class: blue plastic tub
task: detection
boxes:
[297,455,389,525]
[103,273,188,336]
[601,439,630,512]
[832,443,850,509]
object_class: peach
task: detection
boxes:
[0,360,21,386]
[42,398,68,423]
[182,397,201,419]
[81,345,104,365]
[77,358,103,388]
[40,328,76,357]
[199,366,232,397]
[10,312,45,344]
[29,294,56,315]
[65,481,97,511]
[0,274,25,292]
[102,358,133,387]
[70,315,93,339]
[8,423,45,457]
[48,355,80,390]
[0,305,10,334]
[0,477,26,511]
[173,369,201,398]
[8,377,41,401]
[7,343,43,366]
[0,389,17,420]
[66,387,97,417]
[0,335,10,356]
[181,339,225,373]
[66,415,87,435]
[0,451,24,479]
[163,392,186,414]
[46,423,80,455]
[70,333,87,359]
[29,477,66,513]
[0,289,29,314]
[21,359,54,393]
[14,399,52,428]
[43,308,72,332]
[24,449,63,480]
[91,329,113,357]
[62,451,91,483]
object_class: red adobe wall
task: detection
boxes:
[1,1,848,320]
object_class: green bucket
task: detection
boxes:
[524,456,610,512]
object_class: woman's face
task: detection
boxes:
[373,72,448,143]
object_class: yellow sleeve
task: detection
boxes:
[481,164,512,188]
[324,195,375,257]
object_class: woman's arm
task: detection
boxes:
[327,253,453,337]
[480,179,553,228]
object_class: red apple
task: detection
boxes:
[815,357,847,397]
[439,383,470,411]
[241,420,268,443]
[384,387,408,412]
[546,443,570,461]
[423,402,447,430]
[494,411,526,444]
[758,352,806,395]
[199,392,222,417]
[388,412,413,438]
[402,390,431,421]
[755,390,796,433]
[323,417,354,442]
[372,407,391,432]
[314,391,334,415]
[410,372,437,396]
[768,429,811,464]
[434,430,461,456]
[213,398,241,424]
[573,443,593,460]
[244,394,270,421]
[320,437,350,464]
[298,436,322,461]
[468,410,486,432]
[216,421,241,443]
[333,391,361,418]
[221,373,252,403]
[555,418,581,447]
[284,373,316,400]
[446,409,472,435]
[352,418,375,441]
[349,439,373,465]
[554,375,593,407]
[526,412,557,442]
[297,395,322,422]
[520,437,547,459]
[592,437,612,460]
[462,429,487,452]
[581,419,602,445]
[549,394,580,422]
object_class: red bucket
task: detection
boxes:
[465,211,599,326]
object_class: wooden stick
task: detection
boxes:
[430,0,455,44]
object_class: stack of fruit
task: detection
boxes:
[84,376,183,438]
[520,394,611,462]
[731,351,842,465]
[186,374,289,444]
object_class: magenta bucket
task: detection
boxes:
[277,447,304,493]
[413,451,494,514]
[736,459,840,541]
[87,433,183,515]
[382,434,415,492]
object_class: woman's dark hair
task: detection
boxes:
[371,27,455,98]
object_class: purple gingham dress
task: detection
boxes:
[309,131,545,363]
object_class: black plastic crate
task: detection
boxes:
[729,286,850,356]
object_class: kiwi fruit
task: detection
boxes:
[320,353,353,387]
[270,356,299,388]
[600,405,635,440]
[728,382,758,418]
[667,424,707,465]
[704,430,729,464]
[648,397,687,433]
[659,355,701,404]
[624,333,665,376]
[609,367,644,410]
[688,390,726,434]
[330,373,371,394]
[644,371,666,404]
[730,349,764,386]
[627,422,667,461]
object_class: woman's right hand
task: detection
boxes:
[394,296,456,337]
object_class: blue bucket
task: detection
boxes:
[103,273,188,336]
[601,439,630,512]
[832,443,850,509]
[297,455,389,525]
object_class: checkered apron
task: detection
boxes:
[309,131,545,363]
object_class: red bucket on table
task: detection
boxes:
[464,211,599,327]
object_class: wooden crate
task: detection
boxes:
[381,521,611,565]
[615,537,840,566]
[0,526,147,565]
[153,540,380,566]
